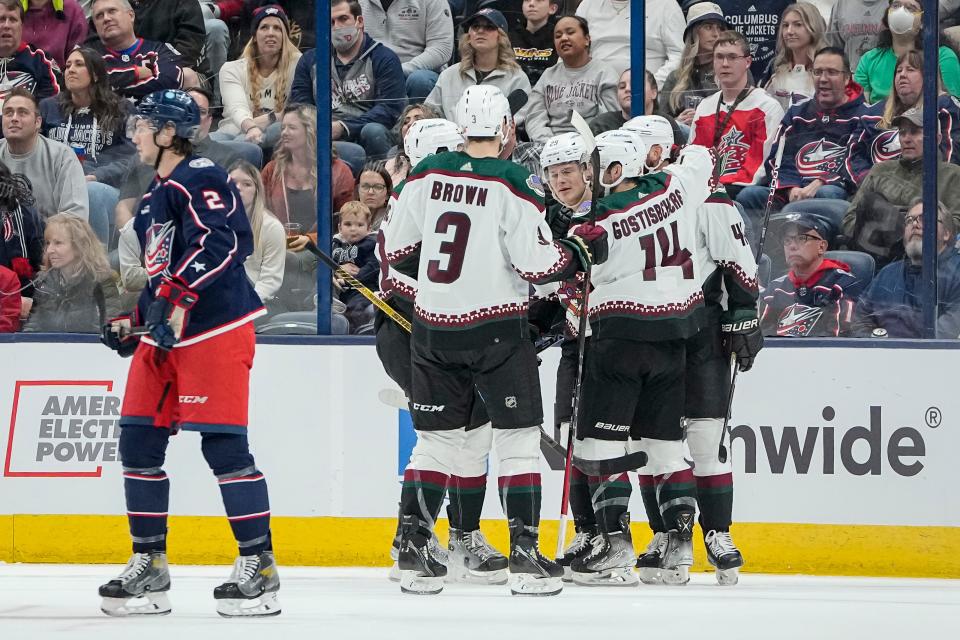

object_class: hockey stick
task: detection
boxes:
[717,136,787,464]
[304,239,413,333]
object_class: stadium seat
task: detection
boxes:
[824,250,876,299]
[256,311,350,335]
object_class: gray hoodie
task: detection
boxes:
[425,65,531,120]
[826,0,887,72]
[523,58,620,143]
[360,0,453,75]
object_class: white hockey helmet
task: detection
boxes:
[540,132,587,169]
[404,118,465,167]
[623,115,675,153]
[455,85,512,144]
[595,129,647,189]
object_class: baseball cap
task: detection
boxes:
[463,8,509,33]
[683,2,729,41]
[892,106,931,130]
[781,212,831,241]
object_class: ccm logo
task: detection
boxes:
[413,403,445,412]
[179,396,208,404]
[595,422,630,432]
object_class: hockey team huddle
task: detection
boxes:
[91,81,760,617]
[379,84,761,596]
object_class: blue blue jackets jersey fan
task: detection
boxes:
[0,42,61,104]
[134,156,263,345]
[90,37,183,101]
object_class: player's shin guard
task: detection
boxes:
[217,467,272,555]
[558,467,599,581]
[588,473,632,534]
[495,427,542,528]
[123,466,170,553]
[448,423,491,532]
[644,438,695,586]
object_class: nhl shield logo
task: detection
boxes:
[505,396,517,409]
[144,221,175,277]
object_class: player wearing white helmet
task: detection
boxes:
[385,84,608,596]
[572,132,721,588]
[404,119,465,168]
[623,117,760,587]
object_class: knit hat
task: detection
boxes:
[251,4,290,34]
[20,0,64,19]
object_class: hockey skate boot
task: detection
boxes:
[557,518,599,582]
[571,513,639,587]
[398,515,448,595]
[389,531,447,582]
[447,527,509,585]
[99,551,172,616]
[705,529,744,586]
[213,551,281,617]
[635,532,668,585]
[507,518,563,596]
[660,511,695,586]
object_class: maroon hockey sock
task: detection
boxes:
[498,473,542,528]
[655,468,697,528]
[588,473,631,533]
[568,467,596,529]
[447,474,486,531]
[637,473,666,533]
[400,468,448,536]
[694,472,733,532]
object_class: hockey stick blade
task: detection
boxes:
[569,111,597,157]
[573,451,649,476]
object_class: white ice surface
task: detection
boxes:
[0,565,957,640]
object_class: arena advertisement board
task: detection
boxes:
[0,342,957,528]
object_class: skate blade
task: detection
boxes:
[571,567,639,587]
[446,566,508,585]
[400,570,444,595]
[637,567,664,585]
[716,566,740,586]
[510,573,563,596]
[100,592,172,617]
[216,591,281,617]
[660,565,690,586]
[388,562,401,583]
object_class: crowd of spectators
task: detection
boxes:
[2,0,960,338]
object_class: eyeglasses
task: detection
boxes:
[812,68,845,78]
[714,53,749,64]
[359,183,387,192]
[904,214,945,227]
[782,233,823,246]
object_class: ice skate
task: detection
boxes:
[660,512,695,586]
[571,514,639,586]
[635,532,667,585]
[705,529,744,586]
[398,515,447,595]
[213,551,281,617]
[99,551,172,617]
[557,518,599,582]
[447,527,508,585]
[390,532,447,582]
[507,518,563,596]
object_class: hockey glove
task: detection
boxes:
[145,278,199,350]
[100,314,139,358]
[721,310,763,372]
[561,223,609,269]
[545,204,573,241]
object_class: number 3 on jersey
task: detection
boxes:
[638,220,694,281]
[427,211,471,284]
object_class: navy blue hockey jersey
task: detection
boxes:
[134,156,264,346]
[0,42,61,104]
[91,38,183,101]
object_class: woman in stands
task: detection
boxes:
[40,47,135,189]
[524,15,619,143]
[854,0,960,103]
[850,50,960,173]
[762,2,828,111]
[424,8,530,120]
[357,162,392,232]
[213,4,302,149]
[384,103,440,186]
[22,213,121,333]
[660,1,728,127]
[229,160,285,305]
[262,104,319,232]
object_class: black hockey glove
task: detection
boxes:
[146,278,199,350]
[100,313,139,358]
[545,204,573,240]
[561,222,609,269]
[721,310,763,372]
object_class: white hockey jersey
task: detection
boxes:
[694,191,760,318]
[588,145,717,341]
[383,151,577,350]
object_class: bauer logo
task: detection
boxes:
[4,380,122,478]
[730,405,928,478]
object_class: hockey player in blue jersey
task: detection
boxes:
[98,90,279,618]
